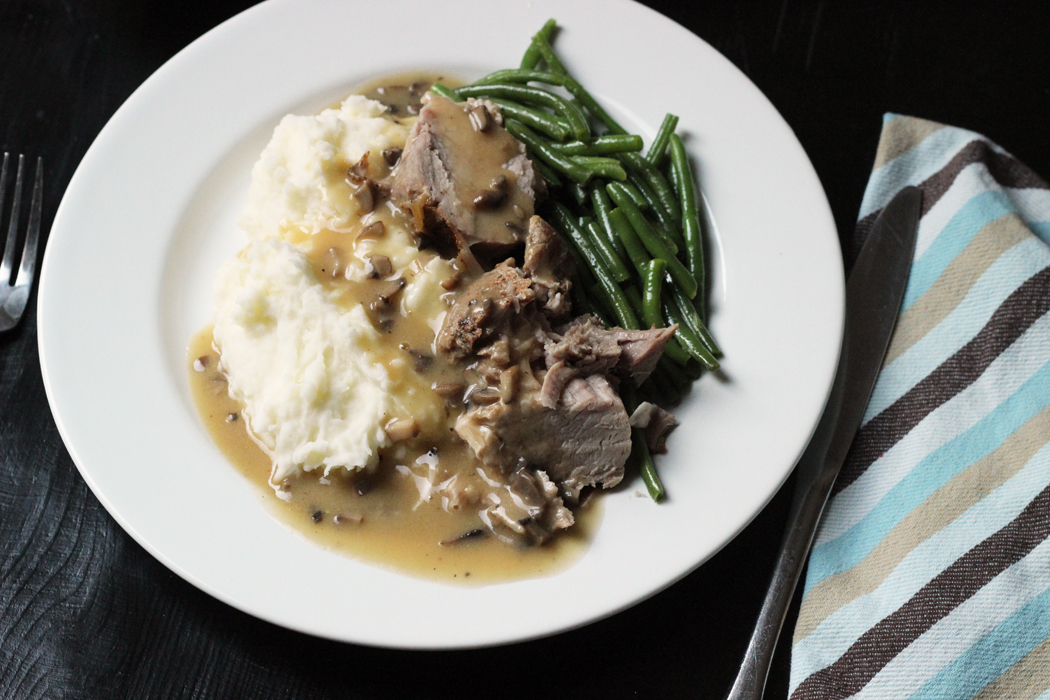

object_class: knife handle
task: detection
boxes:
[725,339,848,700]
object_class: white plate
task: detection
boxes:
[37,0,843,648]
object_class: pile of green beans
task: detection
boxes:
[434,20,722,501]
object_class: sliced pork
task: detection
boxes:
[387,93,544,267]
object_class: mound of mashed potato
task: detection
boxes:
[240,95,405,242]
[212,95,454,484]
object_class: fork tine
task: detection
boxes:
[0,153,11,283]
[1,154,25,285]
[15,157,43,289]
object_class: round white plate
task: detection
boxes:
[37,0,843,648]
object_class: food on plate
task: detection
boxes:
[189,22,719,582]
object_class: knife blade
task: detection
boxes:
[726,185,923,700]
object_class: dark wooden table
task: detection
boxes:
[2,2,1047,698]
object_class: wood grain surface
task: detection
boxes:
[1,1,1047,698]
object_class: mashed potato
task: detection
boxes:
[213,239,391,481]
[240,95,408,242]
[212,95,453,484]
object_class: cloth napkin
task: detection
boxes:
[789,115,1050,700]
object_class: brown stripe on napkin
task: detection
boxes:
[833,264,1050,496]
[850,142,1050,267]
[791,482,1050,700]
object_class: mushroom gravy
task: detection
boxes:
[188,76,600,584]
[189,325,597,585]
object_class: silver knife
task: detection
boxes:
[726,185,923,700]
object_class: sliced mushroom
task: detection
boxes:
[347,152,370,184]
[468,105,492,133]
[365,254,393,279]
[369,277,406,314]
[384,417,420,442]
[357,220,386,241]
[353,180,377,214]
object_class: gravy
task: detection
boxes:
[189,328,598,584]
[188,75,601,584]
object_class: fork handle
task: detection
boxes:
[725,354,847,700]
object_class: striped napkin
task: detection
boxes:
[789,115,1050,700]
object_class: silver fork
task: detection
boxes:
[0,153,43,332]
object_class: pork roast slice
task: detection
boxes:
[545,316,678,389]
[608,326,679,384]
[456,373,631,499]
[436,261,536,360]
[523,215,574,320]
[629,401,680,454]
[387,93,542,265]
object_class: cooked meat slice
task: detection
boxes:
[523,216,574,320]
[387,93,540,264]
[504,154,545,202]
[546,316,677,386]
[436,261,535,359]
[645,406,679,454]
[609,326,678,384]
[481,464,574,545]
[629,401,679,454]
[480,374,631,499]
[546,316,621,375]
[523,216,574,282]
[538,361,577,409]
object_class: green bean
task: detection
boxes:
[570,156,627,181]
[642,261,689,365]
[662,335,692,366]
[457,83,589,139]
[531,157,563,188]
[681,358,705,380]
[429,82,462,101]
[574,278,613,327]
[632,427,665,502]
[473,69,568,88]
[668,281,722,357]
[591,279,639,330]
[570,278,594,317]
[621,152,681,225]
[520,18,557,69]
[659,355,692,388]
[648,364,681,405]
[562,228,595,289]
[607,182,697,298]
[585,283,617,325]
[608,207,649,277]
[487,98,570,140]
[567,181,588,206]
[585,220,631,282]
[646,113,679,167]
[623,168,684,247]
[549,135,644,156]
[589,184,630,260]
[617,179,650,211]
[664,291,719,370]
[643,259,666,329]
[550,203,639,330]
[590,304,614,328]
[530,32,628,136]
[505,120,591,184]
[549,202,604,278]
[669,133,705,300]
[624,285,645,323]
